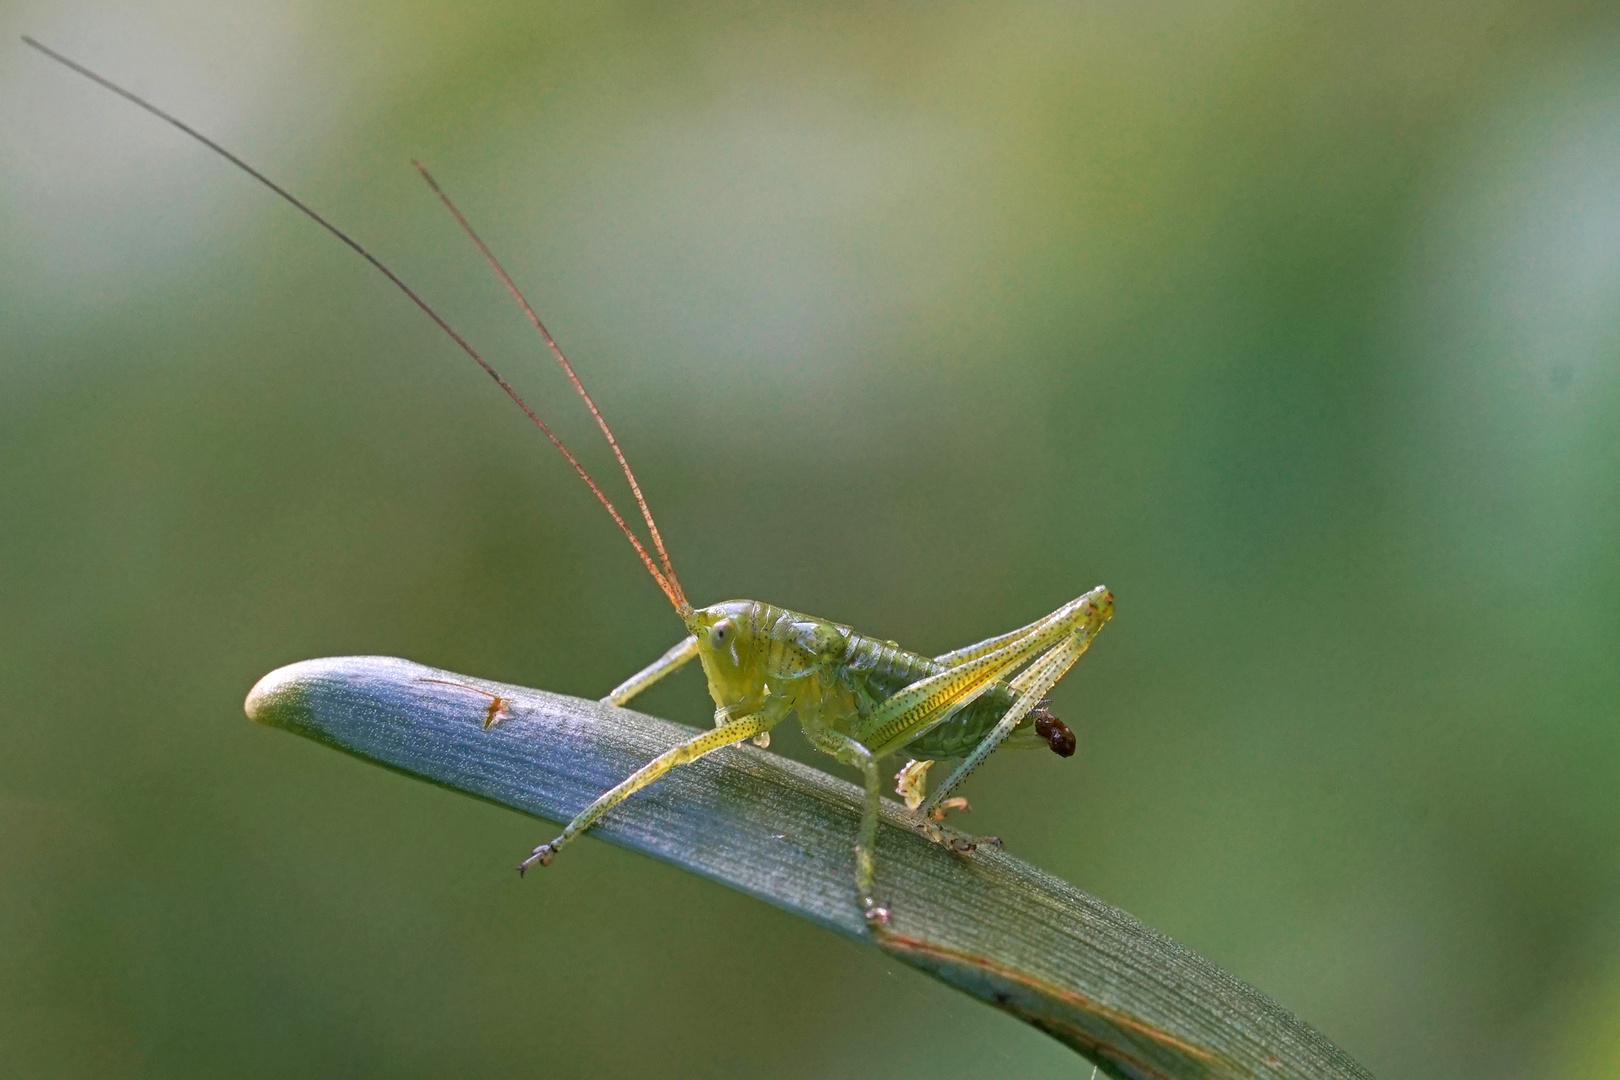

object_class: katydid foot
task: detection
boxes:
[518,843,556,875]
[908,798,1003,854]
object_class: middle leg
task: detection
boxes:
[804,726,889,928]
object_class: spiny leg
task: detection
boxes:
[856,588,1110,761]
[838,598,1089,867]
[912,813,1000,854]
[521,711,777,873]
[805,726,888,927]
[929,608,1062,667]
[850,587,1111,845]
[602,634,699,707]
[895,759,1001,854]
[919,606,1103,819]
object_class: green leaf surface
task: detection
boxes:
[246,656,1372,1080]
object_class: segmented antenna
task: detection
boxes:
[410,162,687,613]
[24,36,693,619]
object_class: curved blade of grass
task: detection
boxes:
[245,656,1371,1080]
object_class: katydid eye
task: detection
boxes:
[710,620,733,646]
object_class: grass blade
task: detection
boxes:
[246,655,1371,1080]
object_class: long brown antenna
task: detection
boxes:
[410,162,688,614]
[24,36,693,618]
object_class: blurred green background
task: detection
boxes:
[4,1,1619,1076]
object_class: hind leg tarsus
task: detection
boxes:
[911,803,1003,854]
[895,761,1000,853]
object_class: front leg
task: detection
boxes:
[521,709,779,873]
[601,635,699,707]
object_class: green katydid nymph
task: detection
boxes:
[29,37,1113,929]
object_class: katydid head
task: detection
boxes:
[686,601,769,717]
